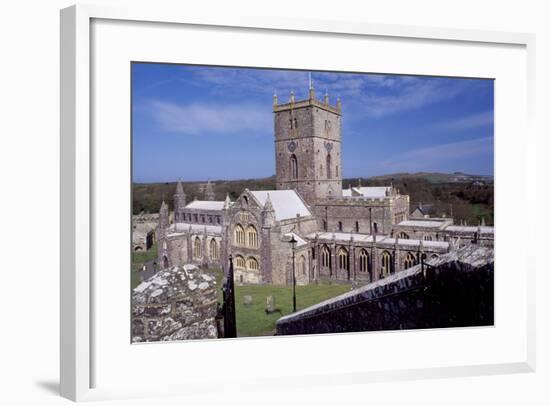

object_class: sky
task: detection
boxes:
[132,63,494,183]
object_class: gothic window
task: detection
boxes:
[323,219,327,231]
[294,118,298,128]
[246,257,259,271]
[234,255,246,270]
[397,232,409,239]
[194,214,198,222]
[404,252,416,269]
[381,251,392,277]
[234,224,245,246]
[201,215,205,223]
[359,249,369,273]
[326,154,332,178]
[338,247,349,271]
[338,221,343,231]
[373,222,378,234]
[193,237,202,258]
[321,245,331,268]
[210,238,219,260]
[208,216,212,223]
[355,221,360,232]
[290,154,298,179]
[216,216,220,224]
[424,235,433,241]
[246,225,258,248]
[289,119,293,129]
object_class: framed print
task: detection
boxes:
[60,4,536,402]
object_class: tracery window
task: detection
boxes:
[359,249,369,273]
[246,257,259,271]
[234,224,245,246]
[381,251,392,276]
[404,252,416,269]
[193,237,202,258]
[246,225,258,248]
[210,238,219,260]
[338,247,349,271]
[321,245,331,268]
[234,255,245,269]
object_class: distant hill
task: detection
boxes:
[133,172,493,226]
[350,172,494,184]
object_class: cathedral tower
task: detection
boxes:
[273,84,343,205]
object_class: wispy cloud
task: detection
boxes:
[148,100,272,136]
[378,136,493,173]
[431,111,493,132]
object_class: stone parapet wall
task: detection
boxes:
[132,264,219,342]
[276,245,494,335]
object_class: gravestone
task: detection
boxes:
[243,295,253,307]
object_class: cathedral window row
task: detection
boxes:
[234,255,259,271]
[179,212,221,224]
[234,223,258,248]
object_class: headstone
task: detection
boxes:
[266,295,275,313]
[243,295,253,307]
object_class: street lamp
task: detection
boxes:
[289,235,297,312]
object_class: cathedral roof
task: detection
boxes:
[250,190,311,221]
[185,200,225,211]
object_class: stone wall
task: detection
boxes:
[132,264,219,342]
[276,245,494,335]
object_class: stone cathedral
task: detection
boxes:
[157,86,494,286]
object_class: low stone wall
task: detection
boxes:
[276,245,494,335]
[132,264,219,342]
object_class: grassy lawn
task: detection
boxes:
[211,268,351,337]
[131,243,158,290]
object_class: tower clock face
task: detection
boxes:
[287,141,297,152]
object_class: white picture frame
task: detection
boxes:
[60,4,536,402]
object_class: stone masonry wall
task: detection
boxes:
[276,245,494,335]
[132,264,219,342]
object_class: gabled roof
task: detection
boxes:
[185,200,225,211]
[250,190,311,221]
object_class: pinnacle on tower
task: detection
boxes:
[290,90,295,103]
[176,180,184,195]
[264,192,274,212]
[223,193,231,210]
[324,89,329,105]
[337,96,342,112]
[308,72,315,100]
[273,90,278,107]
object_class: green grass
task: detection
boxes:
[211,269,351,337]
[131,243,158,290]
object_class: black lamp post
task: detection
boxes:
[289,235,297,312]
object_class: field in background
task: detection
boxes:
[133,172,494,225]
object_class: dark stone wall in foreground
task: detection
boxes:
[276,246,494,335]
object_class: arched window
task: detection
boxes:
[290,154,298,179]
[234,224,245,246]
[209,238,219,260]
[338,247,349,270]
[424,235,433,241]
[234,255,245,270]
[246,225,258,248]
[193,236,202,258]
[321,245,331,268]
[326,154,332,178]
[381,251,392,277]
[246,257,259,271]
[338,221,343,231]
[355,221,360,232]
[404,252,416,269]
[359,249,369,273]
[397,232,409,239]
[298,255,306,276]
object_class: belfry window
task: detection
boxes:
[294,118,298,128]
[326,154,331,178]
[290,154,298,179]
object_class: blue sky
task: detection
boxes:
[132,63,494,183]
